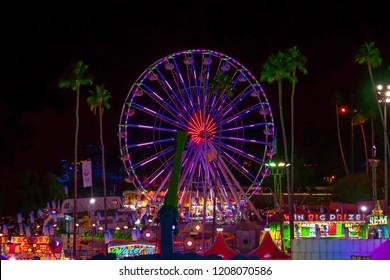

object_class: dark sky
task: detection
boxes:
[1,1,390,181]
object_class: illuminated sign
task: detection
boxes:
[11,236,50,244]
[283,213,366,222]
[368,216,388,226]
[108,243,156,258]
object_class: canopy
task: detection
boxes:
[245,231,289,260]
[203,231,239,260]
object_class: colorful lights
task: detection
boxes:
[188,111,217,144]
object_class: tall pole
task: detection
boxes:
[377,83,389,215]
[350,93,354,175]
[384,104,388,215]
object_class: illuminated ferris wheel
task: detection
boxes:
[118,49,275,222]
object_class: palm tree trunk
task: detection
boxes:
[73,85,80,259]
[291,82,295,199]
[360,124,369,175]
[99,105,108,236]
[278,81,293,241]
[336,105,350,176]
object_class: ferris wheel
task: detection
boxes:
[118,49,275,222]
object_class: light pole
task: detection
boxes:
[376,83,390,215]
[266,161,290,211]
[368,159,380,201]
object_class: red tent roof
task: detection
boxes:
[245,231,289,260]
[203,231,239,260]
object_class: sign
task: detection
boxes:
[108,243,156,258]
[283,213,366,222]
[368,215,388,226]
[11,236,49,244]
[82,160,92,188]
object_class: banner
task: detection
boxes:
[82,160,93,188]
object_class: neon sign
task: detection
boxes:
[283,213,366,222]
[11,236,49,244]
[368,216,388,226]
[108,243,156,258]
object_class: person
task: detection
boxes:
[323,224,328,237]
[295,224,300,238]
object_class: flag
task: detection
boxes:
[82,160,93,188]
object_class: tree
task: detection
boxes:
[87,84,112,235]
[58,60,93,259]
[355,42,383,123]
[260,50,294,240]
[285,46,307,201]
[352,112,369,175]
[331,93,350,176]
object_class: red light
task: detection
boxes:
[188,111,217,144]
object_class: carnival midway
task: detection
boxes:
[1,50,389,261]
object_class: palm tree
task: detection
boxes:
[353,112,369,175]
[260,50,294,240]
[285,46,307,200]
[58,60,93,259]
[355,42,383,123]
[87,84,112,236]
[332,93,350,176]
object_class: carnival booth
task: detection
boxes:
[267,206,368,252]
[3,236,62,260]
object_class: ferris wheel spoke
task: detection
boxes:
[218,135,272,146]
[216,141,266,164]
[123,137,174,149]
[137,84,190,124]
[221,121,274,132]
[178,145,200,188]
[119,123,178,133]
[223,87,263,117]
[132,147,175,170]
[131,102,188,131]
[142,154,175,189]
[185,53,203,112]
[219,149,262,185]
[169,57,198,114]
[153,67,195,119]
[221,103,265,126]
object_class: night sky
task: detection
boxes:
[1,1,390,201]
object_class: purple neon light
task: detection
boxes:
[119,49,275,212]
[223,122,272,132]
[131,102,187,130]
[125,123,178,132]
[124,137,174,149]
